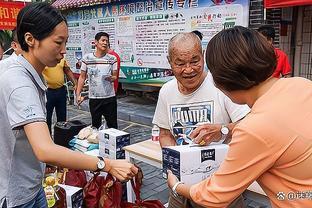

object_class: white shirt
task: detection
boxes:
[0,55,46,207]
[0,53,18,76]
[153,72,250,138]
[81,53,117,99]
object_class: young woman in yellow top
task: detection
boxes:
[43,58,77,133]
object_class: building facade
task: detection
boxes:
[53,0,312,81]
[249,0,312,79]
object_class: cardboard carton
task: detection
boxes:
[58,184,83,208]
[99,128,130,159]
[162,144,228,185]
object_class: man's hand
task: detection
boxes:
[189,123,222,145]
[104,75,113,82]
[104,75,117,82]
[159,128,176,147]
[76,94,85,105]
[104,159,138,182]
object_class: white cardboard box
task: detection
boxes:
[162,144,229,185]
[58,184,83,208]
[99,128,130,159]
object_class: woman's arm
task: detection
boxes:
[167,126,277,207]
[167,170,191,199]
[24,121,138,181]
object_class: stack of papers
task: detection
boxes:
[69,137,99,152]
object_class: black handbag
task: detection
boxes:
[53,120,88,148]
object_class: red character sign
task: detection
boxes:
[0,1,25,30]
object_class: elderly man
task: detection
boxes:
[152,32,250,207]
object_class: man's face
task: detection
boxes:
[169,43,205,93]
[95,36,109,53]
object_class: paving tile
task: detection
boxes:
[143,183,159,191]
[146,189,169,204]
[144,171,162,180]
[141,189,158,199]
[153,183,169,193]
[143,176,164,185]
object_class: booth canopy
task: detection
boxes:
[52,0,120,10]
[264,0,312,8]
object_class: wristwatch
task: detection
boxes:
[220,125,229,142]
[96,156,105,172]
[172,181,184,197]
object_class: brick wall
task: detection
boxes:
[249,0,282,46]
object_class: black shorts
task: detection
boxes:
[89,96,118,129]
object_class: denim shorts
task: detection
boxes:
[2,187,47,208]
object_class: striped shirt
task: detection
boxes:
[81,53,117,99]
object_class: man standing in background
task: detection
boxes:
[191,30,203,41]
[0,29,23,74]
[258,25,292,78]
[76,32,118,129]
[43,58,77,133]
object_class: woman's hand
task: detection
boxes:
[167,170,192,199]
[167,170,179,189]
[105,159,138,182]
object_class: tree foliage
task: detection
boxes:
[0,30,12,51]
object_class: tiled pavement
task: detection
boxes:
[60,95,271,207]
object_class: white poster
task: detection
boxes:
[66,21,83,73]
[64,0,249,81]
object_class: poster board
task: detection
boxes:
[65,0,249,83]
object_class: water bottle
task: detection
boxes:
[98,116,107,130]
[151,125,160,141]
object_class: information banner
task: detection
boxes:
[65,0,249,83]
[0,2,25,30]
